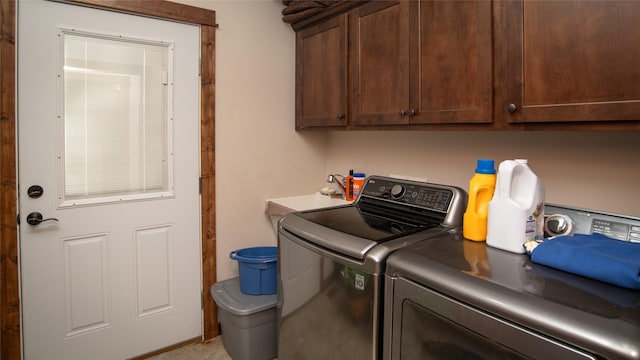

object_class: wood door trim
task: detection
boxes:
[63,0,218,27]
[0,1,19,358]
[0,1,218,358]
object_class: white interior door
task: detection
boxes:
[18,1,202,359]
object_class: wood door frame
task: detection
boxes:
[0,1,218,358]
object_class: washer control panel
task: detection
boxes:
[359,176,463,213]
[545,204,640,242]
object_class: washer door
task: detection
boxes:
[278,230,379,360]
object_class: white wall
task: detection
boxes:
[325,131,640,217]
[174,0,640,283]
[173,0,327,281]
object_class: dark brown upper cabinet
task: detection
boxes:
[293,0,640,130]
[295,14,348,130]
[349,1,410,126]
[496,0,640,124]
[350,0,493,127]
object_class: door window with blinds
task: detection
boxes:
[59,29,174,207]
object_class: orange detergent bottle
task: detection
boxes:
[463,159,497,241]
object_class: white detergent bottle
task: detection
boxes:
[486,159,545,253]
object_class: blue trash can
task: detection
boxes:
[229,246,277,295]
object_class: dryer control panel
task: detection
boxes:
[545,204,640,242]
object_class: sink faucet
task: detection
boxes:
[327,174,346,198]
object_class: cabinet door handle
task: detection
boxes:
[507,103,518,113]
[408,109,416,116]
[336,113,345,120]
[399,110,406,116]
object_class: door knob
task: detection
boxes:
[26,212,59,226]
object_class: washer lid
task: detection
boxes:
[298,205,430,240]
[281,205,434,260]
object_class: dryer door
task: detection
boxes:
[388,277,596,360]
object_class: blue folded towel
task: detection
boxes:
[529,233,640,290]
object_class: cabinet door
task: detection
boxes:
[350,1,410,126]
[410,0,493,124]
[498,1,640,123]
[296,15,347,129]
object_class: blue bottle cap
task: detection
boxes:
[353,173,366,178]
[475,159,496,174]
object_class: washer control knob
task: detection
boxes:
[390,185,405,199]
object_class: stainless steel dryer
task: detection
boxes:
[277,176,467,360]
[384,204,640,359]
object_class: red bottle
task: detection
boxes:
[345,170,354,201]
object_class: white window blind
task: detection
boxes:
[61,31,173,205]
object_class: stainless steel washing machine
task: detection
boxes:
[277,176,467,360]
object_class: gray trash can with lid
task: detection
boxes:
[210,277,277,360]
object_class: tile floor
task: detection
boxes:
[146,336,232,360]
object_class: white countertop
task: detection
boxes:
[265,193,352,216]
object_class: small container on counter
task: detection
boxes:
[345,170,354,201]
[352,173,366,198]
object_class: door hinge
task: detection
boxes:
[201,291,205,309]
[199,177,203,194]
